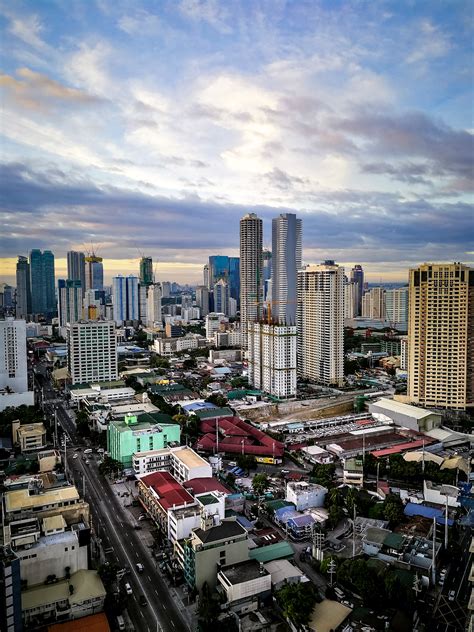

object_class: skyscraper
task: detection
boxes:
[15,256,31,319]
[203,264,209,289]
[271,213,302,325]
[408,262,473,410]
[29,249,56,318]
[214,278,230,316]
[0,318,34,411]
[112,275,139,324]
[240,213,263,342]
[196,286,210,318]
[297,261,344,387]
[350,264,364,316]
[146,283,162,327]
[85,254,104,291]
[385,287,409,329]
[139,256,154,286]
[67,320,118,385]
[58,280,83,329]
[361,287,386,319]
[67,251,86,290]
[343,279,358,319]
[208,256,240,303]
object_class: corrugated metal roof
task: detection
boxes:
[249,541,294,563]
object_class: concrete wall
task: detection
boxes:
[195,538,249,591]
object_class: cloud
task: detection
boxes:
[67,41,113,96]
[117,9,163,36]
[406,20,451,64]
[7,13,48,51]
[178,0,232,34]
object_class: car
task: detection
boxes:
[136,563,144,573]
[124,582,132,595]
[139,595,147,606]
[73,454,78,459]
[448,590,455,601]
[85,460,90,465]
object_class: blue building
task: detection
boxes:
[29,249,56,318]
[208,256,240,305]
[112,275,139,324]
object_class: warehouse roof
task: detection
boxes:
[249,541,294,563]
[371,398,439,419]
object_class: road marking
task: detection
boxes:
[147,575,152,581]
[140,611,144,618]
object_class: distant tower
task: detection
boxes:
[350,264,364,316]
[112,275,139,324]
[196,285,210,318]
[214,278,230,316]
[85,253,104,291]
[30,249,56,318]
[240,213,263,343]
[58,280,83,329]
[272,213,302,325]
[15,256,31,319]
[203,264,209,289]
[67,251,86,290]
[139,256,153,286]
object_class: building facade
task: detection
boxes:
[247,323,297,399]
[214,279,230,316]
[146,283,162,327]
[362,287,386,320]
[271,213,302,326]
[139,256,153,286]
[0,546,22,632]
[58,280,83,329]
[30,249,56,318]
[351,265,364,316]
[112,275,139,324]
[85,255,103,291]
[297,262,344,387]
[0,318,34,411]
[67,320,118,385]
[67,251,86,290]
[344,280,358,319]
[196,285,210,318]
[240,214,263,345]
[15,256,31,319]
[133,446,212,480]
[408,262,474,409]
[386,287,409,329]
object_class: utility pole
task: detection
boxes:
[63,435,67,480]
[431,517,436,586]
[352,504,356,557]
[444,494,449,549]
[54,407,58,448]
[328,558,337,586]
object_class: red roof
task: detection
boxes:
[183,477,230,495]
[140,471,194,510]
[371,439,434,458]
[196,416,284,457]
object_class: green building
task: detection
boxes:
[107,412,180,468]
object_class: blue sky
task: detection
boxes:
[0,0,473,284]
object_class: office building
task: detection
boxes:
[58,280,83,329]
[271,213,302,325]
[386,286,409,329]
[297,262,344,387]
[139,256,154,286]
[203,264,209,288]
[263,249,272,301]
[15,256,31,319]
[0,318,34,411]
[208,256,240,303]
[138,284,148,323]
[82,289,104,320]
[344,279,358,319]
[67,320,118,385]
[247,323,297,399]
[85,254,104,291]
[351,264,364,316]
[205,312,228,339]
[112,275,139,324]
[146,283,162,327]
[30,249,56,317]
[408,262,474,410]
[0,546,22,632]
[362,287,386,319]
[161,281,171,298]
[196,285,209,318]
[240,213,263,343]
[133,445,212,480]
[66,250,86,290]
[214,278,230,316]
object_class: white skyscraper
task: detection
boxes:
[386,287,409,329]
[0,318,34,410]
[271,213,302,325]
[361,287,386,319]
[344,280,358,319]
[240,213,263,343]
[112,275,139,324]
[248,322,297,399]
[67,320,118,385]
[146,283,162,327]
[196,285,209,318]
[297,262,344,387]
[58,280,83,330]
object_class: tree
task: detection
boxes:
[345,486,358,515]
[311,462,336,487]
[236,454,256,472]
[98,456,122,477]
[383,494,405,525]
[276,582,320,630]
[197,581,220,631]
[252,473,269,496]
[205,393,228,408]
[172,414,188,427]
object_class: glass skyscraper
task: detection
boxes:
[29,249,56,317]
[208,255,240,304]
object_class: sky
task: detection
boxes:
[0,0,473,286]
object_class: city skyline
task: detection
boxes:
[1,1,472,284]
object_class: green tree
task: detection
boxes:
[252,473,269,496]
[98,456,122,477]
[311,463,335,487]
[276,582,320,630]
[205,393,228,408]
[383,494,405,525]
[236,454,256,472]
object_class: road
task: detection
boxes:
[36,365,190,632]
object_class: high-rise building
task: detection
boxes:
[147,283,162,327]
[343,279,358,319]
[67,320,118,385]
[228,257,240,305]
[271,213,302,325]
[138,284,148,323]
[205,312,228,339]
[208,256,240,303]
[58,280,83,329]
[85,254,104,291]
[386,287,409,329]
[350,264,364,316]
[112,275,139,324]
[196,285,209,318]
[161,281,171,298]
[297,262,344,387]
[262,249,272,301]
[67,251,86,290]
[361,287,386,319]
[247,322,297,399]
[139,256,154,286]
[214,278,230,316]
[30,249,56,317]
[240,213,263,343]
[0,546,22,632]
[203,264,209,289]
[83,289,104,320]
[15,256,31,319]
[408,262,473,410]
[0,318,34,411]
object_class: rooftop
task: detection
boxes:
[264,559,304,585]
[172,446,209,468]
[220,559,269,585]
[21,570,106,611]
[308,599,352,632]
[47,613,110,632]
[196,493,219,506]
[111,411,175,432]
[140,471,194,511]
[371,398,439,420]
[183,477,230,495]
[5,486,80,513]
[17,423,46,437]
[193,519,247,544]
[43,515,66,531]
[249,541,294,563]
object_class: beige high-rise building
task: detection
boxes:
[361,287,386,319]
[408,262,474,410]
[297,261,344,387]
[240,213,263,344]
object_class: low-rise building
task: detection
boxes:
[107,412,180,468]
[369,398,442,432]
[264,559,306,590]
[132,446,212,481]
[217,559,271,613]
[153,336,200,356]
[137,470,195,533]
[13,422,47,452]
[342,458,364,486]
[300,445,333,465]
[286,482,327,511]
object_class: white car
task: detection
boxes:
[124,582,132,595]
[448,590,455,601]
[73,454,78,459]
[136,563,144,573]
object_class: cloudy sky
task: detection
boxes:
[1,0,473,285]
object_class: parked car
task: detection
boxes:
[448,590,456,601]
[124,582,132,595]
[136,563,144,573]
[73,454,78,459]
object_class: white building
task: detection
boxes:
[272,213,302,326]
[386,287,408,328]
[344,280,358,319]
[368,397,442,432]
[217,560,271,607]
[362,287,386,320]
[67,320,118,385]
[300,445,334,465]
[196,285,209,318]
[168,492,225,544]
[0,318,34,411]
[146,283,162,327]
[400,336,408,371]
[214,330,242,348]
[297,262,344,387]
[82,289,104,320]
[58,280,83,331]
[205,312,228,339]
[133,446,212,481]
[112,275,139,324]
[153,336,200,356]
[286,481,327,511]
[240,213,263,345]
[247,323,297,399]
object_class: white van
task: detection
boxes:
[83,449,93,455]
[116,615,125,631]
